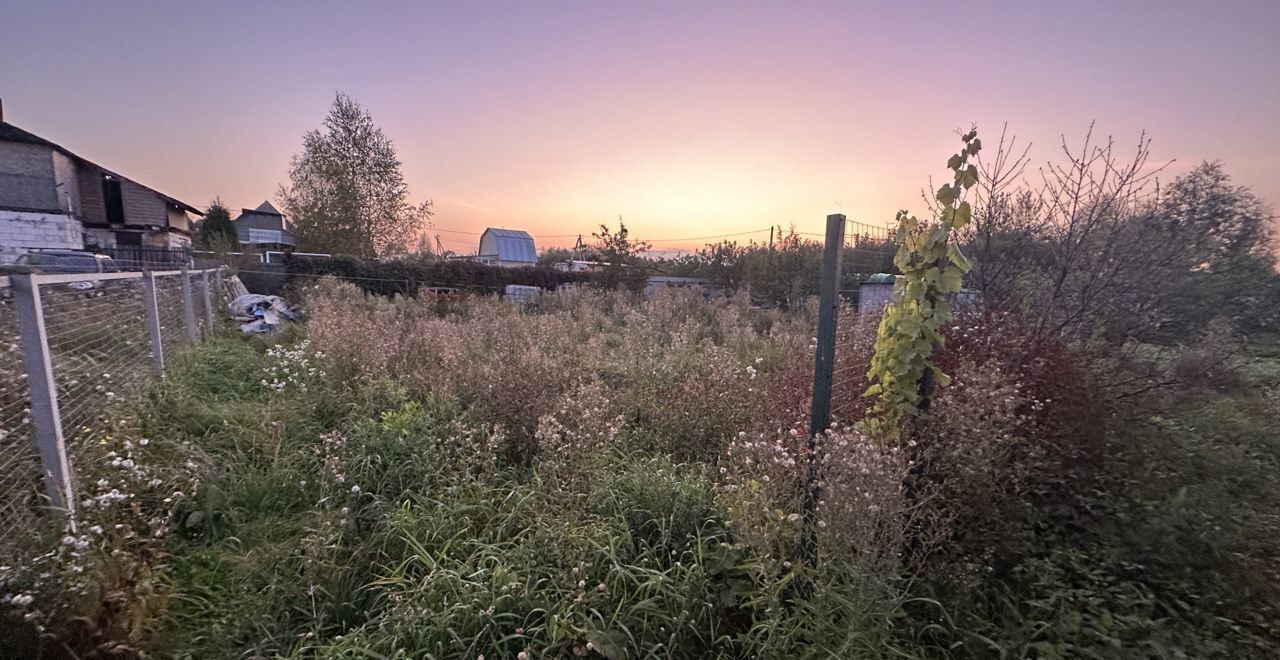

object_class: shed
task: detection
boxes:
[858,273,900,314]
[477,228,536,267]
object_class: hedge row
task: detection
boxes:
[284,255,597,298]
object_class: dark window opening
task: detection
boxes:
[102,176,124,225]
[116,231,142,246]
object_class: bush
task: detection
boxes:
[286,254,597,298]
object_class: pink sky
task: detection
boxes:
[3,1,1278,253]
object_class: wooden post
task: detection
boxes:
[139,271,165,373]
[180,268,198,344]
[11,274,77,525]
[799,213,846,567]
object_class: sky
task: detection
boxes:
[3,0,1278,254]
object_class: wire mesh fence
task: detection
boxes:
[41,279,154,449]
[0,268,229,538]
[0,279,41,543]
[155,272,193,365]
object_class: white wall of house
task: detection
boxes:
[0,210,84,263]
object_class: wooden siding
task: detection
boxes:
[0,141,58,212]
[120,178,167,227]
[76,163,107,226]
[166,205,190,233]
[50,151,80,214]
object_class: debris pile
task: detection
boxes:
[228,294,299,333]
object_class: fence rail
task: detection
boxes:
[0,268,227,539]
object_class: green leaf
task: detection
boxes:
[946,154,963,170]
[960,165,979,189]
[953,201,972,228]
[947,244,972,272]
[935,184,956,206]
[938,268,963,292]
[966,138,982,156]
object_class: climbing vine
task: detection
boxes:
[865,129,981,433]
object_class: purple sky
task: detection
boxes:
[3,0,1278,253]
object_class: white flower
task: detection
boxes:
[350,485,361,494]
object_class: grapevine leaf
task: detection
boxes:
[947,244,972,272]
[935,184,956,206]
[953,201,972,228]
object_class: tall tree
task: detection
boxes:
[279,93,431,258]
[196,198,237,250]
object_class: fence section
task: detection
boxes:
[0,278,41,534]
[0,268,227,539]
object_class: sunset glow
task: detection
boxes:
[3,0,1277,253]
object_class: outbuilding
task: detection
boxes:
[475,228,537,268]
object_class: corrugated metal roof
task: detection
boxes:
[480,228,537,263]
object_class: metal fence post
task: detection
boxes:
[180,267,198,344]
[799,213,846,567]
[11,274,77,525]
[140,271,166,373]
[200,269,215,336]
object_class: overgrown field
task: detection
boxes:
[3,282,1279,658]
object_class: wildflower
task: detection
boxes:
[350,485,361,494]
[518,652,529,660]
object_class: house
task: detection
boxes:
[0,101,203,263]
[232,201,297,252]
[473,228,537,268]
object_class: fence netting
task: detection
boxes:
[0,268,231,540]
[155,273,192,364]
[826,220,896,425]
[0,281,41,541]
[41,279,154,451]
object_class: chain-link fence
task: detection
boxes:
[0,268,228,541]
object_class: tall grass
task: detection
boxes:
[4,286,1278,658]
